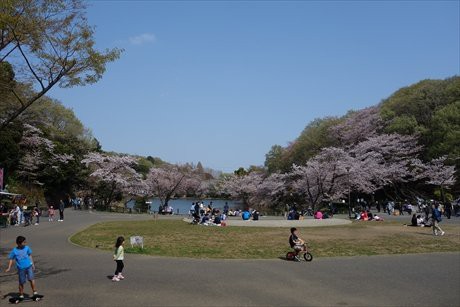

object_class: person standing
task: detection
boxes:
[48,205,55,222]
[112,236,125,282]
[189,203,195,218]
[33,205,40,226]
[432,204,445,236]
[5,236,39,299]
[387,202,393,216]
[444,201,452,219]
[58,199,65,222]
[424,203,431,221]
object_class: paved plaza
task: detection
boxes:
[1,210,459,306]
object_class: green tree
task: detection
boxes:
[381,77,460,130]
[234,167,248,177]
[428,101,460,160]
[0,122,22,185]
[283,117,341,168]
[0,0,122,130]
[134,157,155,179]
[265,145,285,173]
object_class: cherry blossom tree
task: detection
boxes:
[144,165,200,208]
[255,172,289,209]
[289,147,352,211]
[17,124,73,187]
[330,106,383,146]
[349,133,424,196]
[424,157,456,187]
[81,152,141,208]
[412,156,456,202]
[287,133,428,210]
[219,172,266,209]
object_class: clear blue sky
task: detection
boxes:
[52,0,460,172]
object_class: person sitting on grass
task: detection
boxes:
[314,211,323,220]
[289,227,306,262]
[367,211,373,220]
[416,215,426,227]
[200,214,210,225]
[407,214,425,227]
[213,214,221,226]
[360,210,368,221]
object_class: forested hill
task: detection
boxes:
[265,76,460,191]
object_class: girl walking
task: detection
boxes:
[48,206,55,222]
[112,236,125,282]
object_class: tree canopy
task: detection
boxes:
[264,76,460,199]
[0,0,122,130]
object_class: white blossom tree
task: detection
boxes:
[219,172,266,209]
[287,133,428,210]
[81,152,141,208]
[349,133,424,197]
[289,147,352,210]
[412,156,456,202]
[17,123,73,187]
[331,106,383,146]
[144,165,200,208]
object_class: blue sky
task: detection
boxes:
[52,0,460,172]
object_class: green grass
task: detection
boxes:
[70,219,460,259]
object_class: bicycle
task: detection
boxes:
[286,243,313,262]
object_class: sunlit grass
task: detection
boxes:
[70,219,460,259]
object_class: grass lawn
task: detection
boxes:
[70,219,460,259]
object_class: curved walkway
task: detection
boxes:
[1,210,459,306]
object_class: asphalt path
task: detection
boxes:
[1,210,459,306]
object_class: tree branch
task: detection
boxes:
[11,30,45,90]
[0,62,75,131]
[0,43,18,62]
[11,89,25,108]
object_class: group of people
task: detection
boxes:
[190,201,228,226]
[353,209,384,221]
[5,233,127,300]
[1,203,42,226]
[374,199,459,219]
[285,204,315,220]
[158,204,174,215]
[409,203,446,236]
[70,196,84,210]
[1,199,67,226]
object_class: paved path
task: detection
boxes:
[1,210,459,306]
